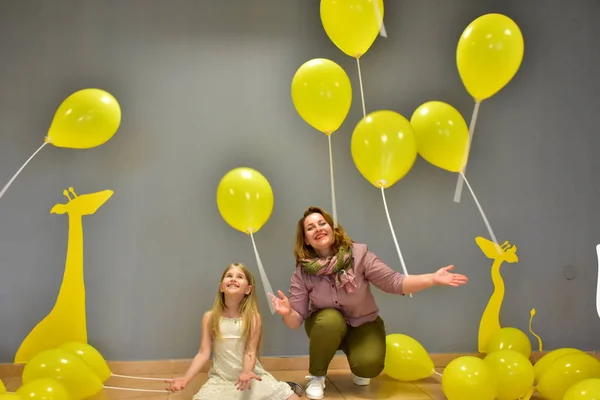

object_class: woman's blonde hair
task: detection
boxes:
[294,206,353,261]
[210,263,260,350]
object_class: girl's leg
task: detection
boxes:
[342,317,386,378]
[304,308,348,376]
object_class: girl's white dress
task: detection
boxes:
[193,316,294,400]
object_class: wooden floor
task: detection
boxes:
[1,368,545,399]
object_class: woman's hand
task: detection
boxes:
[269,290,292,316]
[235,371,262,390]
[433,265,469,287]
[165,376,188,392]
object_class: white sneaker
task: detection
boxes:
[305,375,325,399]
[352,374,371,386]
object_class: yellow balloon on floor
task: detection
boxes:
[46,88,121,149]
[291,58,352,135]
[442,356,497,400]
[59,342,112,383]
[351,110,417,189]
[456,13,524,101]
[0,394,23,399]
[484,350,534,400]
[537,352,600,400]
[384,334,434,381]
[534,348,583,382]
[217,167,274,234]
[0,379,5,394]
[410,101,469,173]
[564,378,600,400]
[16,378,70,400]
[22,348,103,400]
[486,327,532,358]
[320,0,384,58]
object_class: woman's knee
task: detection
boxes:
[349,351,385,378]
[308,308,347,335]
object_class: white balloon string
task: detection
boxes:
[110,374,167,381]
[103,385,168,393]
[0,141,48,202]
[459,172,500,254]
[356,58,366,118]
[328,135,338,229]
[595,245,600,320]
[454,101,481,203]
[380,185,412,298]
[250,231,276,314]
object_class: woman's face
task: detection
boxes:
[303,212,334,254]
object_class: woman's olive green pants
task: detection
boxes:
[304,308,386,378]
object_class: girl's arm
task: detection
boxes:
[180,311,213,383]
[242,313,262,374]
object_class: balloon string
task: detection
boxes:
[103,385,168,393]
[110,374,167,381]
[459,172,500,254]
[249,231,276,314]
[328,135,338,229]
[0,141,48,202]
[595,245,600,320]
[433,371,442,377]
[520,387,535,400]
[356,58,366,118]
[380,186,412,298]
[454,100,481,203]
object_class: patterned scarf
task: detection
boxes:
[300,246,357,293]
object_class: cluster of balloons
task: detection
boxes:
[442,327,600,400]
[0,342,111,400]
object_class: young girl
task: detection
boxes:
[166,263,299,400]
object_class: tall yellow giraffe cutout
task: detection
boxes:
[14,187,114,364]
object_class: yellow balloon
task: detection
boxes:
[291,58,352,135]
[442,356,497,400]
[216,167,274,234]
[0,394,23,399]
[16,378,70,400]
[534,348,583,383]
[456,13,524,101]
[0,379,5,394]
[351,110,417,189]
[537,352,600,400]
[486,327,532,358]
[410,101,469,172]
[484,350,534,400]
[59,342,112,383]
[320,0,384,58]
[46,88,121,149]
[564,378,600,400]
[383,334,434,381]
[22,348,103,400]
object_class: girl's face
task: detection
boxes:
[220,266,252,297]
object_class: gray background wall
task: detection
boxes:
[0,0,599,363]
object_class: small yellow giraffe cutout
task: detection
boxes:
[14,187,113,364]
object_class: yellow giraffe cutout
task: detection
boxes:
[476,236,519,353]
[14,187,114,364]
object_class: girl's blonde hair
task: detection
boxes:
[294,206,353,261]
[210,263,260,350]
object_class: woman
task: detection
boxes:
[271,207,469,400]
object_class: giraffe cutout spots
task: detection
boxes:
[14,188,113,364]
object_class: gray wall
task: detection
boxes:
[1,0,599,363]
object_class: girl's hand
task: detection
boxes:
[165,377,188,392]
[433,265,469,287]
[235,371,261,390]
[269,290,292,316]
